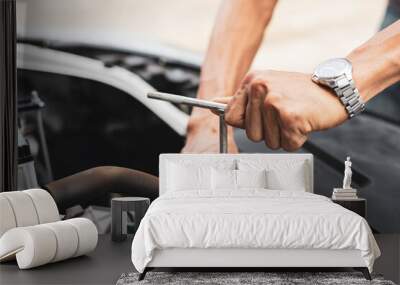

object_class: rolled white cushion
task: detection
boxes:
[0,196,17,237]
[0,226,57,269]
[24,189,60,224]
[236,169,267,189]
[1,192,39,227]
[0,218,98,269]
[42,221,79,262]
[65,218,98,257]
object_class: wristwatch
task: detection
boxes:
[312,58,365,118]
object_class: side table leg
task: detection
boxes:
[111,202,121,241]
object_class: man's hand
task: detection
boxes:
[216,70,349,151]
[181,111,239,153]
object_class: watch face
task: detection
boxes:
[314,58,352,80]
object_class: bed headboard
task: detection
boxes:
[159,153,313,195]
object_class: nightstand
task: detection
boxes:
[111,197,150,242]
[332,198,366,218]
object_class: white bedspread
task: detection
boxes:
[131,190,380,272]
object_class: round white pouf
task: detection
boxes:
[0,196,17,237]
[1,192,39,227]
[24,189,60,224]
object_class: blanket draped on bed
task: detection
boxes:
[131,190,380,272]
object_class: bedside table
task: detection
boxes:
[332,198,366,218]
[111,197,150,242]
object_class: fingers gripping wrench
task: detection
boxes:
[147,91,228,153]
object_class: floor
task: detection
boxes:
[0,234,398,285]
[0,235,134,285]
[374,234,400,283]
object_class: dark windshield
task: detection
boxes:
[366,83,400,125]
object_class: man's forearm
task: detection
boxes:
[183,0,277,153]
[196,0,277,110]
[348,20,400,102]
[217,19,400,152]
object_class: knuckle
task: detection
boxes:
[248,137,258,143]
[263,95,276,110]
[227,95,241,110]
[281,143,291,152]
[244,71,257,84]
[265,139,280,150]
[282,143,297,152]
[247,132,263,143]
[224,112,235,125]
[225,113,243,129]
[283,135,304,152]
[291,141,302,151]
[262,99,270,111]
[244,70,267,84]
[302,122,313,134]
[279,107,298,127]
[248,87,264,102]
[292,113,304,126]
[226,97,236,109]
[252,79,267,91]
[265,92,281,107]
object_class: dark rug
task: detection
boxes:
[116,272,396,285]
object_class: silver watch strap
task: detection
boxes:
[333,75,365,118]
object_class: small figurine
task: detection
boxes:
[342,156,352,189]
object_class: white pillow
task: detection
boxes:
[266,167,306,191]
[238,159,308,191]
[236,169,267,189]
[167,162,211,191]
[211,168,236,190]
[211,169,268,190]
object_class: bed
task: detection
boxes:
[131,154,380,280]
